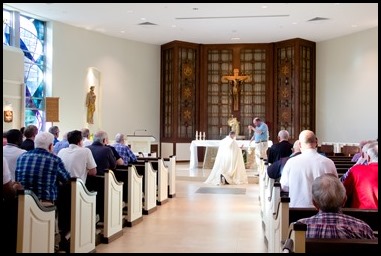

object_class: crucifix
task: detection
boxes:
[222,68,249,111]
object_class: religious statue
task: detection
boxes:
[86,86,96,124]
[222,69,249,111]
[227,116,240,136]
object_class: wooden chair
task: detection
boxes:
[319,144,334,156]
[341,145,360,156]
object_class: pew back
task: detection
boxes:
[103,170,124,243]
[114,165,143,226]
[165,155,176,198]
[284,222,378,253]
[70,178,97,253]
[16,189,56,253]
[130,162,158,214]
[135,157,169,205]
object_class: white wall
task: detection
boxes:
[3,45,24,130]
[316,27,378,143]
[48,21,161,142]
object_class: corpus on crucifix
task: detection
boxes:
[222,69,249,111]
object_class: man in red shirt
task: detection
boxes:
[343,141,378,209]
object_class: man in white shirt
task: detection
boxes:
[280,130,338,207]
[58,130,97,183]
[81,128,93,147]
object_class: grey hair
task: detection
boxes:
[62,132,68,140]
[362,141,377,153]
[48,125,60,135]
[312,173,346,212]
[115,133,125,143]
[34,131,54,151]
[81,128,90,138]
[278,130,289,140]
[366,142,378,163]
[93,131,108,144]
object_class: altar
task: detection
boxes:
[189,140,254,169]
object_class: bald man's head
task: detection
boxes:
[299,130,317,150]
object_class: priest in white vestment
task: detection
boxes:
[204,131,248,185]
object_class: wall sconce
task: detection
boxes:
[3,103,13,123]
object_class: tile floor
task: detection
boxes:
[95,162,267,253]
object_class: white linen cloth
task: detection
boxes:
[204,136,248,185]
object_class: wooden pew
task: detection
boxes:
[335,162,354,169]
[327,155,353,162]
[103,170,124,243]
[129,161,158,215]
[341,145,360,156]
[84,171,124,244]
[164,155,176,198]
[5,189,56,253]
[331,159,355,163]
[262,165,275,248]
[284,222,379,253]
[268,183,288,253]
[113,165,143,227]
[318,144,334,156]
[70,178,98,252]
[136,157,169,205]
[57,178,98,253]
[258,160,269,220]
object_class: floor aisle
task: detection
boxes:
[95,162,267,253]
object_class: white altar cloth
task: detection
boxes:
[189,140,254,169]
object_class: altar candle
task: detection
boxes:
[219,127,222,136]
[199,131,202,140]
[203,132,206,140]
[195,130,198,140]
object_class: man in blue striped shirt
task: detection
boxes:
[112,133,137,165]
[15,131,71,204]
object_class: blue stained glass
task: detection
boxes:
[3,9,46,130]
[3,11,11,45]
[4,9,46,130]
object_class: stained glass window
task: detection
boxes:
[3,9,46,130]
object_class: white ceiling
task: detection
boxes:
[3,3,378,45]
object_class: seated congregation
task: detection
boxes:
[258,129,378,253]
[3,126,176,253]
[3,123,377,253]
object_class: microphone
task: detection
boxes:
[133,129,147,136]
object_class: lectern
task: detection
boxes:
[126,135,156,153]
